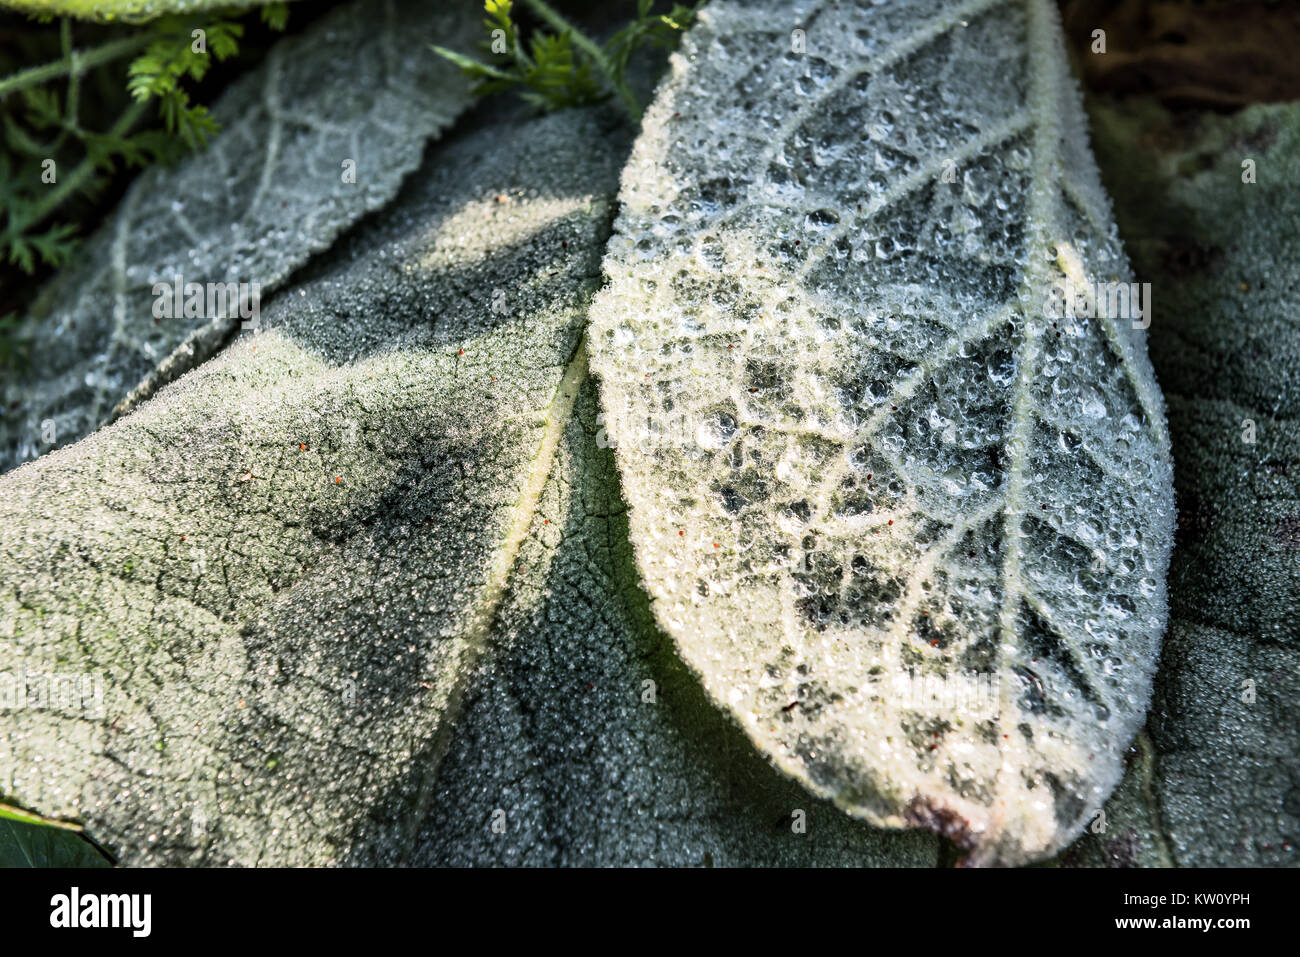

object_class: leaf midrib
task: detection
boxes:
[397,335,591,856]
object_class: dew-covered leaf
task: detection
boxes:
[411,376,937,866]
[1,0,478,473]
[0,100,628,866]
[0,90,931,867]
[589,0,1175,865]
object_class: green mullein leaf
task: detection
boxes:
[589,0,1174,866]
[0,92,935,868]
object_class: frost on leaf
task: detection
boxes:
[411,378,938,867]
[0,104,624,866]
[1,0,478,474]
[0,87,934,867]
[589,0,1174,865]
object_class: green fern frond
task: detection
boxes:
[434,0,700,120]
[0,3,290,285]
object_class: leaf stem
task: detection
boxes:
[519,0,643,120]
[0,33,155,102]
[7,98,149,241]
